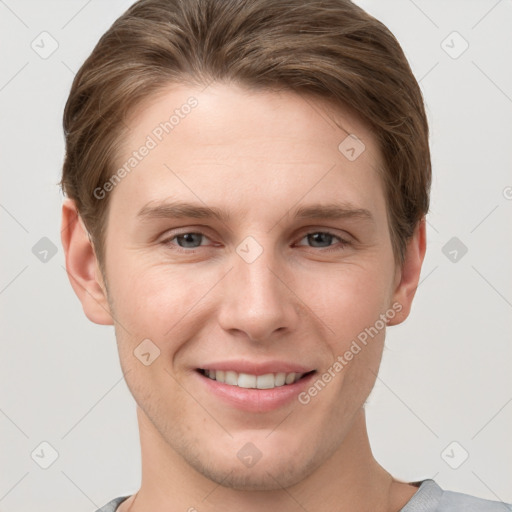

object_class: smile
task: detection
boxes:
[197,369,314,389]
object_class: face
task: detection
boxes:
[99,82,403,490]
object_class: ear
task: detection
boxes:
[61,198,114,325]
[388,217,427,326]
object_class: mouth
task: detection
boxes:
[193,360,319,412]
[196,368,316,390]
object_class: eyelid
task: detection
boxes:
[161,229,213,245]
[295,226,354,243]
[294,231,352,251]
[159,226,213,241]
[160,226,350,241]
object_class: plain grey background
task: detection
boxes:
[1,1,511,510]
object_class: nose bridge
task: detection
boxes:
[219,234,296,341]
[238,244,279,299]
[236,234,284,306]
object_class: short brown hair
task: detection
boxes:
[61,0,431,269]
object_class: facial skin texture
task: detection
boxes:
[62,82,426,512]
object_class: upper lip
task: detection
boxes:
[197,360,316,376]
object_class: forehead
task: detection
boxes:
[125,81,377,157]
[109,82,386,222]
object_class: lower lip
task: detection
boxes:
[195,370,317,412]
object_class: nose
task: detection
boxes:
[217,239,299,343]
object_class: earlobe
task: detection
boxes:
[61,198,114,325]
[388,217,427,326]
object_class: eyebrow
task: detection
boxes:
[136,200,374,224]
[293,203,374,223]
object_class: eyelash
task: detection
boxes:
[160,230,352,254]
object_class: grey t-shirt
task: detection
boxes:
[95,480,512,511]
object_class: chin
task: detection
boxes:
[194,457,313,491]
[180,436,325,492]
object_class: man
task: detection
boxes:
[60,0,511,510]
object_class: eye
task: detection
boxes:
[160,229,351,254]
[296,231,350,250]
[163,232,211,250]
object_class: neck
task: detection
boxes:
[120,407,417,512]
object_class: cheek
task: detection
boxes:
[107,257,211,336]
[307,263,393,347]
[108,264,196,412]
[106,232,396,353]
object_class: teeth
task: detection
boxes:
[225,371,238,386]
[285,372,296,385]
[275,372,286,386]
[238,373,257,388]
[256,373,275,389]
[202,369,306,389]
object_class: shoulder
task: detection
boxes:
[402,480,512,511]
[94,496,130,512]
[439,488,512,511]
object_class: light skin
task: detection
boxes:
[62,82,426,511]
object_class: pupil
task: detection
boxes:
[179,233,201,247]
[309,233,332,247]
